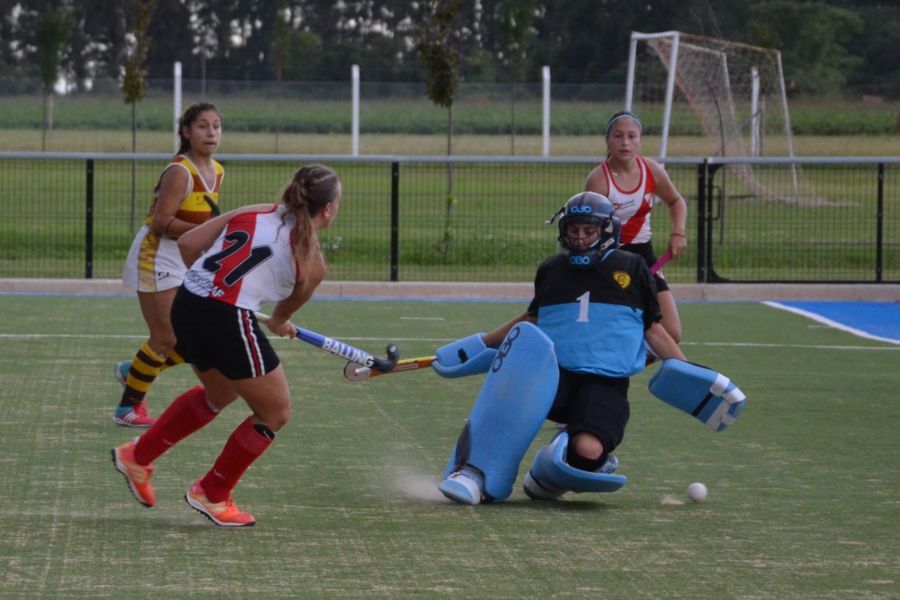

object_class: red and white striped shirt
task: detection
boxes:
[183,205,299,311]
[600,155,657,244]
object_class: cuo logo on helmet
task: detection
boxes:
[569,205,593,214]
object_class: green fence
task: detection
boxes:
[0,153,897,283]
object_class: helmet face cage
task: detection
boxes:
[556,192,621,266]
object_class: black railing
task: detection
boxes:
[0,153,896,283]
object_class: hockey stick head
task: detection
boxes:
[370,343,399,372]
[346,344,399,379]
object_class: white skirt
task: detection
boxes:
[122,225,187,293]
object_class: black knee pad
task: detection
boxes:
[253,423,276,440]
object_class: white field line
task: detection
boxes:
[0,332,896,351]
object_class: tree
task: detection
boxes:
[417,0,462,257]
[497,0,536,153]
[845,4,900,90]
[35,6,72,150]
[748,1,864,94]
[119,0,157,231]
[270,0,293,151]
[120,0,156,146]
[144,0,193,79]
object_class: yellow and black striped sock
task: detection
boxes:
[120,341,167,408]
[160,347,185,371]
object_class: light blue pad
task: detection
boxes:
[528,431,627,494]
[443,322,559,502]
[648,359,746,432]
[432,333,498,378]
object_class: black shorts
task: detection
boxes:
[620,240,669,292]
[171,287,280,380]
[547,368,630,454]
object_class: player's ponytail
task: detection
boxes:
[281,164,340,270]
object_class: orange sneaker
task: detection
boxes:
[111,439,156,507]
[184,480,256,527]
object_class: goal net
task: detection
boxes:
[625,31,814,203]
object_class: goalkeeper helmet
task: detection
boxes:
[553,192,621,267]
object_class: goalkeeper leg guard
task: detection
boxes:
[440,322,559,504]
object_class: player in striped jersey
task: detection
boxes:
[116,103,224,427]
[584,111,688,344]
[112,164,341,526]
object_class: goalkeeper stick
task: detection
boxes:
[343,356,435,381]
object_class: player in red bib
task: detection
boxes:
[112,165,341,527]
[584,111,688,344]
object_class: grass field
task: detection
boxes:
[0,294,897,598]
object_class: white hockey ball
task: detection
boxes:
[687,482,708,502]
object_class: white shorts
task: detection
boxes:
[122,225,187,293]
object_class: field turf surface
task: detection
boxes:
[0,294,897,598]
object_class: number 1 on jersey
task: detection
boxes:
[576,291,590,323]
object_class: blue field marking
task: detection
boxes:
[764,301,900,345]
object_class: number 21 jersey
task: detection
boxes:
[183,205,299,311]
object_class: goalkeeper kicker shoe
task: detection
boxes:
[185,480,256,527]
[113,401,156,428]
[114,360,131,386]
[112,438,156,507]
[438,467,484,505]
[523,470,566,501]
[598,454,619,475]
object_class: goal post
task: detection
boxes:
[626,31,681,159]
[625,30,805,200]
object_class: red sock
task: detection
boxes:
[201,418,274,503]
[134,385,218,465]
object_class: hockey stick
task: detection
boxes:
[650,250,672,275]
[202,193,221,216]
[343,355,436,381]
[255,313,399,372]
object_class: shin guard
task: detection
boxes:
[133,385,217,464]
[442,322,558,502]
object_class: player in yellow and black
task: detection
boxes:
[116,102,224,427]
